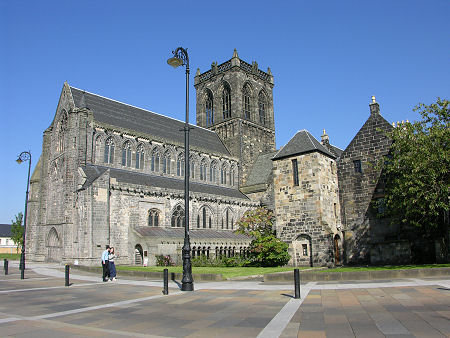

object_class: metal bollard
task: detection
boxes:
[294,268,301,299]
[65,264,70,286]
[4,259,8,275]
[163,268,169,295]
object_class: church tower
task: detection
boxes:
[194,50,276,186]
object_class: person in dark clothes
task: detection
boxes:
[101,245,110,282]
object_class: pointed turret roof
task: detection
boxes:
[272,130,335,160]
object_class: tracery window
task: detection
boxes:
[151,148,160,172]
[197,206,212,229]
[258,91,266,125]
[222,84,231,119]
[162,152,171,174]
[205,91,214,126]
[136,144,144,169]
[243,85,251,120]
[190,160,195,179]
[176,154,185,176]
[171,205,185,228]
[104,137,115,164]
[148,209,160,227]
[230,167,236,186]
[122,141,132,167]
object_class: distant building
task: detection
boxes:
[0,224,18,254]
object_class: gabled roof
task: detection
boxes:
[0,224,12,237]
[134,227,250,240]
[244,151,277,187]
[69,86,231,157]
[80,165,249,200]
[272,130,335,160]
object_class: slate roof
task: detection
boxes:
[81,165,249,200]
[70,86,231,156]
[272,130,335,160]
[245,151,277,186]
[0,224,12,237]
[134,227,250,240]
[330,145,344,158]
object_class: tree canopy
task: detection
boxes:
[235,207,274,238]
[380,98,449,231]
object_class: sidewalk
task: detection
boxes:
[0,262,449,337]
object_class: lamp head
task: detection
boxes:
[16,158,23,164]
[167,56,183,68]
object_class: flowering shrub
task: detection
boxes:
[156,255,174,266]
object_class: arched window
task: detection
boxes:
[57,112,67,153]
[190,160,195,179]
[210,161,217,183]
[171,205,185,228]
[136,144,144,169]
[230,166,236,186]
[258,91,266,125]
[200,160,207,181]
[221,165,227,185]
[222,84,231,119]
[151,148,160,172]
[104,137,115,164]
[197,206,212,229]
[205,90,214,126]
[243,84,251,120]
[148,209,160,227]
[163,151,171,174]
[122,141,132,167]
[177,153,185,176]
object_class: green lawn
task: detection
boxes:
[0,253,21,260]
[314,263,450,273]
[116,263,450,279]
[116,266,310,279]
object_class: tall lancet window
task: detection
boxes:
[243,85,251,120]
[104,137,115,164]
[222,84,231,119]
[205,91,214,126]
[177,154,185,176]
[122,141,132,167]
[136,144,144,169]
[151,148,160,172]
[258,91,266,125]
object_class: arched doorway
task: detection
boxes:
[334,234,341,265]
[291,234,313,267]
[135,244,143,265]
[46,227,61,262]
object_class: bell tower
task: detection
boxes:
[194,49,276,186]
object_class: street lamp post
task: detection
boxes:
[16,151,31,280]
[167,47,194,291]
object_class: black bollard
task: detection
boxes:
[294,268,300,299]
[4,259,8,275]
[65,264,70,286]
[163,268,169,295]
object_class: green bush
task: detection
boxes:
[247,235,290,267]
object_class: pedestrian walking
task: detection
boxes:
[109,247,117,281]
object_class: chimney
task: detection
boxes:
[369,95,380,115]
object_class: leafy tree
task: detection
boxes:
[11,212,24,250]
[380,98,449,231]
[248,235,290,267]
[235,207,274,238]
[235,207,290,267]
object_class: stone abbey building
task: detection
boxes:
[26,50,403,267]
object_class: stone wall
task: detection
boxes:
[274,151,342,266]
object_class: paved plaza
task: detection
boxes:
[0,263,449,337]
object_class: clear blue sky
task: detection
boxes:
[1,1,449,223]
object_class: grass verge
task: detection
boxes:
[313,263,450,273]
[0,253,21,260]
